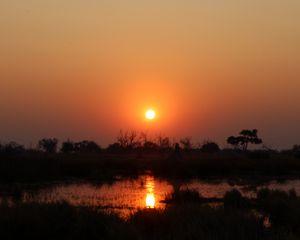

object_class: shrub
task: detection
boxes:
[224,189,248,208]
[201,142,220,153]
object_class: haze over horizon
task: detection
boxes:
[1,0,300,149]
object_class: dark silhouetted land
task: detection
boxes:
[1,131,300,239]
[1,188,300,240]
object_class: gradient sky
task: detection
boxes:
[0,0,299,149]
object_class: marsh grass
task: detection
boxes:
[1,188,300,239]
[163,188,203,204]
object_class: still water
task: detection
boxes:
[21,175,300,218]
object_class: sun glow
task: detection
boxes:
[145,109,156,120]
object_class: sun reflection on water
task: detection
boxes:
[20,174,300,219]
[146,193,155,208]
[145,176,156,208]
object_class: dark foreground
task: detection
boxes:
[1,150,300,183]
[1,188,300,240]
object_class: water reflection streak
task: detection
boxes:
[145,176,155,208]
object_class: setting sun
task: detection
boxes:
[145,109,156,120]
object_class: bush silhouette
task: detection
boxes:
[107,142,123,153]
[1,142,25,155]
[143,141,159,151]
[75,141,101,153]
[256,188,299,228]
[61,140,101,153]
[201,142,220,153]
[164,189,202,204]
[223,189,247,208]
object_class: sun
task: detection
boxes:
[145,109,156,120]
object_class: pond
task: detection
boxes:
[12,175,300,218]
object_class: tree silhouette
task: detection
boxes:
[157,135,171,151]
[227,136,241,149]
[75,141,101,153]
[293,145,300,152]
[174,142,182,159]
[61,140,75,153]
[293,145,300,158]
[139,131,149,145]
[180,137,192,151]
[117,130,140,149]
[227,129,262,151]
[38,138,58,153]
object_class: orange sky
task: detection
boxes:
[0,0,300,149]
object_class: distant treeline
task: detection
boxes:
[0,129,299,157]
[0,130,300,183]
